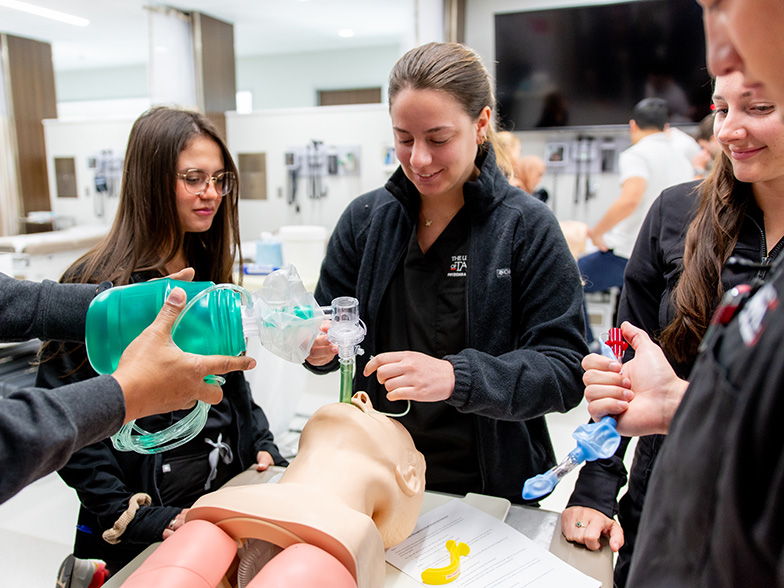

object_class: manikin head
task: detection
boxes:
[284,391,426,548]
[180,393,425,587]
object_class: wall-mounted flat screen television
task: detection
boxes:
[495,0,712,130]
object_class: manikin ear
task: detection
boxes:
[395,451,425,497]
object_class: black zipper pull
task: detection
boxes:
[726,256,769,271]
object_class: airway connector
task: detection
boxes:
[327,296,366,361]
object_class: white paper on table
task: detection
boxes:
[386,499,601,588]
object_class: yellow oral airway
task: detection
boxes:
[421,539,470,585]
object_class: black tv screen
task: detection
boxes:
[495,0,712,130]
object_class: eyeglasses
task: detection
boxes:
[177,169,236,196]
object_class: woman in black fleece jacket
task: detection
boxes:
[563,71,784,586]
[306,43,588,503]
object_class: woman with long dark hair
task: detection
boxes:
[563,70,784,586]
[37,107,286,580]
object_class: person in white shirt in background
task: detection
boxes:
[578,97,694,344]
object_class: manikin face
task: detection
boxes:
[298,392,425,545]
[713,72,784,188]
[698,0,784,108]
[303,392,422,473]
[390,88,490,203]
[175,135,224,234]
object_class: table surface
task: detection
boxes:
[105,467,612,587]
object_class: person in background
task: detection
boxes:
[35,107,286,585]
[306,42,587,504]
[580,1,784,584]
[516,154,548,202]
[692,112,721,178]
[496,130,549,202]
[496,130,521,167]
[495,129,525,189]
[563,70,784,586]
[579,97,694,344]
[0,271,255,505]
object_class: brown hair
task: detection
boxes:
[387,42,514,177]
[695,112,715,142]
[62,106,241,287]
[659,152,752,362]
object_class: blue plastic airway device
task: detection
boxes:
[522,416,621,500]
[522,336,623,500]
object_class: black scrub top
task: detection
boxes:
[158,399,238,506]
[375,208,481,495]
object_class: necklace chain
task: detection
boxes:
[420,206,461,228]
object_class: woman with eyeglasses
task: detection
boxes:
[35,106,286,579]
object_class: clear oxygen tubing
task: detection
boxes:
[377,400,412,418]
[359,355,412,419]
[111,283,252,454]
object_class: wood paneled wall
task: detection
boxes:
[193,12,236,140]
[3,34,57,222]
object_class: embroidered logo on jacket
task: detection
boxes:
[496,268,511,278]
[448,255,467,277]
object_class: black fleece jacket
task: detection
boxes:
[309,146,587,503]
[568,179,783,585]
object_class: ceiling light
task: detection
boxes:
[0,0,89,27]
[338,29,354,38]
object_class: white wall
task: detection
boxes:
[42,105,639,240]
[46,0,682,235]
[55,45,402,115]
[227,103,395,242]
[43,117,134,227]
[42,104,396,246]
[56,65,148,102]
[236,45,401,110]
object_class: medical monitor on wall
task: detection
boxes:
[495,0,712,130]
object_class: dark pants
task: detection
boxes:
[578,250,628,343]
